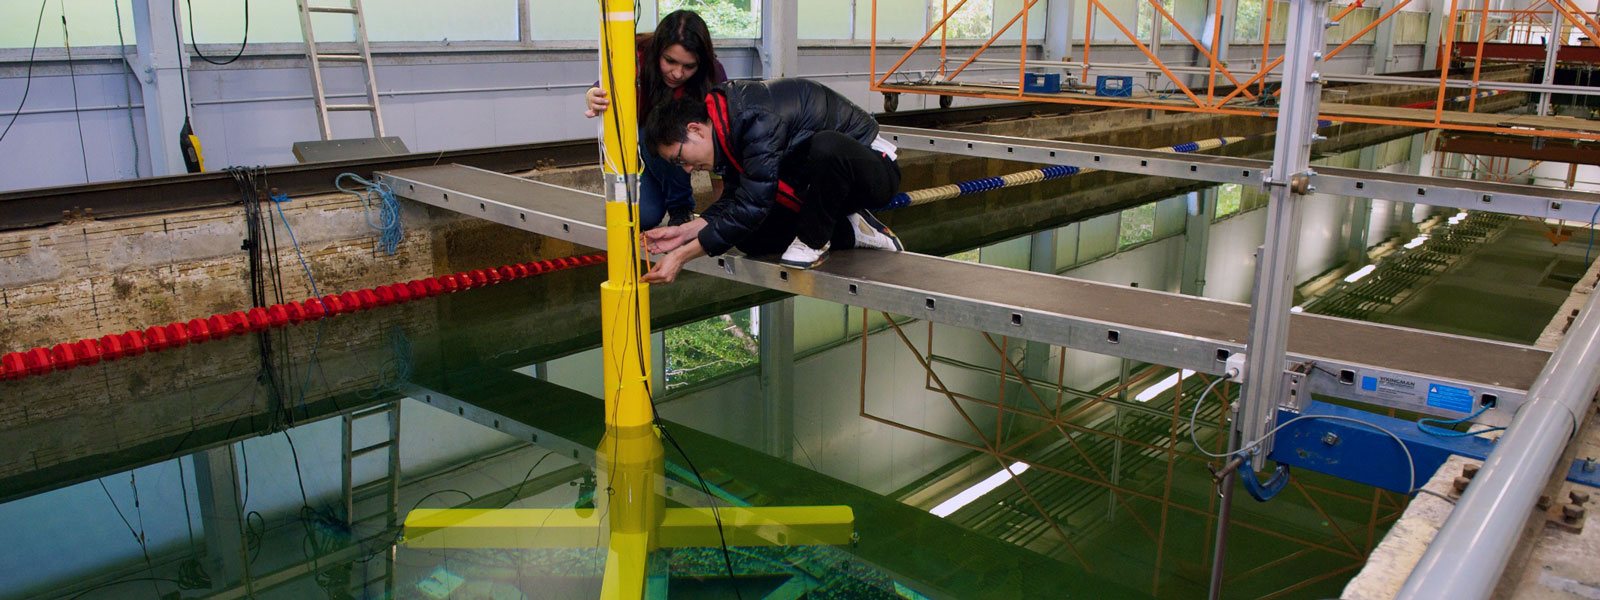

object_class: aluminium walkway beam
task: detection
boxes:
[1397,290,1600,600]
[877,125,1600,223]
[377,164,1551,421]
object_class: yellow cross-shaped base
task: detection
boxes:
[402,200,853,598]
[401,428,855,599]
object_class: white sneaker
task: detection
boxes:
[848,211,904,251]
[779,238,830,269]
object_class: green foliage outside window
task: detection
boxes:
[1233,0,1263,41]
[1215,183,1242,219]
[664,311,759,389]
[1136,0,1175,41]
[660,0,760,38]
[1118,203,1155,248]
[947,248,981,263]
[940,0,993,39]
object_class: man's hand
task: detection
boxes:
[584,87,610,118]
[642,218,705,254]
[642,239,705,284]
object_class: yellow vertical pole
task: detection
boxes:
[596,2,662,598]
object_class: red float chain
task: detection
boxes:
[0,254,607,382]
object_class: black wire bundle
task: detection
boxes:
[595,5,742,597]
[232,166,293,426]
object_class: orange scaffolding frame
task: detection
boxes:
[868,0,1600,142]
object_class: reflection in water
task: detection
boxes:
[2,129,1594,600]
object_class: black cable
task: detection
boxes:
[185,0,249,65]
[238,439,251,512]
[409,489,475,512]
[97,478,151,562]
[177,457,198,552]
[281,430,314,510]
[61,12,91,183]
[113,0,141,177]
[502,451,556,508]
[245,510,266,563]
[170,0,193,120]
[660,426,742,598]
[598,6,740,597]
[0,0,49,147]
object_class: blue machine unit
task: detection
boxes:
[1022,73,1061,94]
[1268,400,1600,493]
[1096,75,1133,97]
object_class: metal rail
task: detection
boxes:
[1397,291,1600,600]
[377,164,1550,421]
[0,139,598,231]
[0,101,1073,232]
[877,125,1600,223]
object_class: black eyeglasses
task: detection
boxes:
[668,143,688,168]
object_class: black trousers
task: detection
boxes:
[732,131,901,257]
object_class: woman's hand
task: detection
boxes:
[585,87,610,118]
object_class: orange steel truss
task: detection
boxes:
[868,0,1600,142]
[859,313,1405,598]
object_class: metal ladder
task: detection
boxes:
[341,400,401,597]
[295,0,385,139]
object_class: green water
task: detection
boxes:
[3,130,1591,600]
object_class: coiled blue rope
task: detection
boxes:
[335,173,403,255]
[1417,402,1505,438]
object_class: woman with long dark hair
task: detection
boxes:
[586,10,726,229]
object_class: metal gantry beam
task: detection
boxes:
[377,165,1550,421]
[876,125,1600,223]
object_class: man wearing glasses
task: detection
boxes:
[638,78,904,283]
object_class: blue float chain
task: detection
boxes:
[883,120,1336,210]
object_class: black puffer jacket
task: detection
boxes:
[697,78,880,256]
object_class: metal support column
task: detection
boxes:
[1238,0,1327,472]
[1025,230,1058,382]
[193,446,248,592]
[1147,5,1164,92]
[129,0,192,176]
[1202,0,1235,67]
[1424,0,1446,67]
[1045,0,1076,62]
[1539,2,1563,116]
[1370,0,1398,74]
[759,298,795,460]
[1397,294,1600,599]
[1181,190,1214,297]
[760,0,798,78]
[1213,1,1327,596]
[1346,145,1377,265]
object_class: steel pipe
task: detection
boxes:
[1397,290,1600,600]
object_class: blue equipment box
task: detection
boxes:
[1096,75,1133,97]
[1022,73,1061,93]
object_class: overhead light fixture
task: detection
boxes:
[930,461,1030,518]
[1290,305,1305,313]
[1448,211,1467,225]
[1135,369,1196,402]
[1344,264,1377,283]
[1404,234,1429,249]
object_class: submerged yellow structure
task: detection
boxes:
[403,4,854,597]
